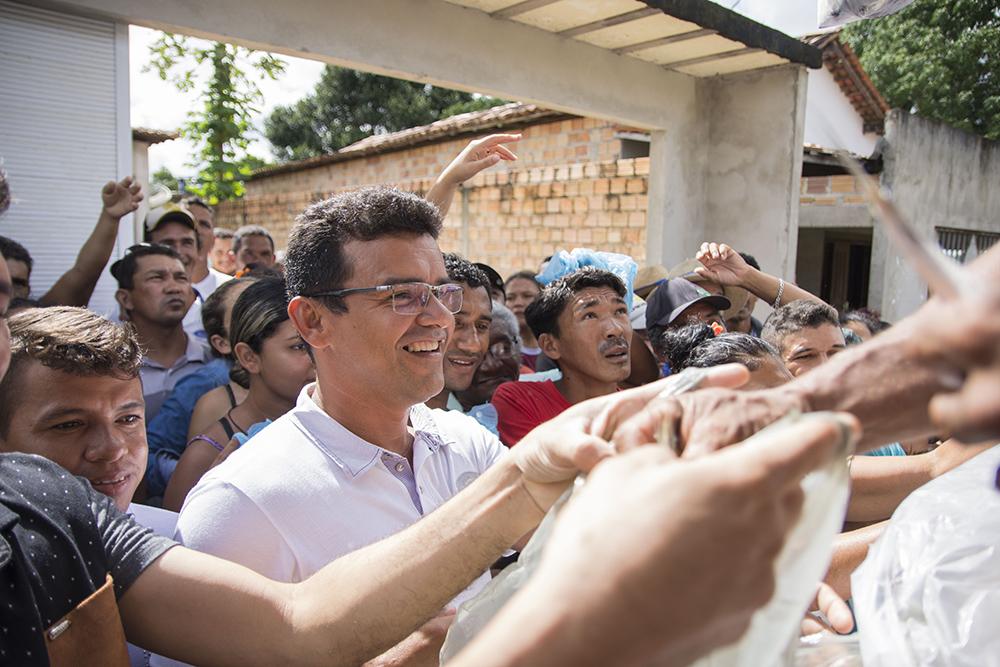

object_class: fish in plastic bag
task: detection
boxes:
[818,0,915,28]
[852,443,1000,667]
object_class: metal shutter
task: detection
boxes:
[0,1,133,316]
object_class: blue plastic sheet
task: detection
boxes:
[536,248,638,309]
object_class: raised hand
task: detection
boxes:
[101,176,143,220]
[438,133,519,187]
[694,241,753,287]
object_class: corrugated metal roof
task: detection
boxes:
[445,0,821,77]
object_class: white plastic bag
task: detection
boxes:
[818,0,915,28]
[852,444,1000,667]
[440,409,852,665]
[689,427,850,667]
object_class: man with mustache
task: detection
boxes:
[112,244,210,421]
[492,268,632,446]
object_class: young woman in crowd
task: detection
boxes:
[163,277,315,510]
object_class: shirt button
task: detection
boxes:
[395,462,405,473]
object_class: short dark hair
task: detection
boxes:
[182,196,213,213]
[232,225,275,254]
[525,267,625,339]
[109,244,183,290]
[652,322,779,372]
[213,228,235,240]
[0,236,33,273]
[201,277,257,358]
[739,252,761,272]
[839,308,884,334]
[0,307,143,434]
[444,253,490,290]
[761,299,840,350]
[504,270,541,290]
[284,186,442,313]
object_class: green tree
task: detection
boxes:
[264,66,506,161]
[843,0,1000,140]
[150,166,179,192]
[147,34,285,203]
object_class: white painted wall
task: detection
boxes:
[0,2,133,316]
[803,66,879,156]
[873,111,1000,321]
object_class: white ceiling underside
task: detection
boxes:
[446,0,791,77]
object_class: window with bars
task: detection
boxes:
[936,227,1000,264]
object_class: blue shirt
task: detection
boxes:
[144,358,232,497]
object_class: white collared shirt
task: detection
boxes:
[174,383,506,604]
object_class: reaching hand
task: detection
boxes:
[511,412,858,666]
[802,582,854,635]
[695,241,753,287]
[437,134,519,187]
[512,366,750,510]
[101,176,143,220]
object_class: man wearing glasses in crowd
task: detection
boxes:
[175,187,512,655]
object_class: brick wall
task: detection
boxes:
[799,174,867,206]
[215,117,648,277]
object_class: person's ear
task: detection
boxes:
[288,296,334,352]
[209,333,231,357]
[233,342,261,374]
[115,289,133,314]
[538,332,561,360]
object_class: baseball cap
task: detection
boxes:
[144,202,197,239]
[474,262,505,298]
[645,277,732,328]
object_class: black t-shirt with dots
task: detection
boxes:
[0,453,175,665]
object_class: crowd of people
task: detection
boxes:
[0,132,997,666]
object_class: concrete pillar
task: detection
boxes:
[701,65,808,280]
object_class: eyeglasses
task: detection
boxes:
[308,282,464,315]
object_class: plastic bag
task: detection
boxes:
[689,425,850,667]
[536,248,638,310]
[794,633,863,667]
[440,406,852,664]
[818,0,915,28]
[852,444,1000,667]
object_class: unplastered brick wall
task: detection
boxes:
[800,175,867,206]
[215,117,649,276]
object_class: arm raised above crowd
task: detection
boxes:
[613,244,1000,456]
[695,242,824,308]
[425,134,518,218]
[40,177,142,307]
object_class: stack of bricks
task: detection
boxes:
[800,175,867,207]
[214,115,650,277]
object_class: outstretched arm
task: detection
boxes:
[40,177,142,307]
[695,242,825,309]
[425,134,519,218]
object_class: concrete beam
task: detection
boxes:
[28,0,696,130]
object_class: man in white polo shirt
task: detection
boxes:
[175,187,506,606]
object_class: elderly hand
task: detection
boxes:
[490,412,858,667]
[512,366,750,509]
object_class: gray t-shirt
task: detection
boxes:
[0,453,176,664]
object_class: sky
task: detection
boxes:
[131,2,821,178]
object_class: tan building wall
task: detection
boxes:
[215,117,648,277]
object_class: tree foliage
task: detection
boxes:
[264,66,506,162]
[146,34,285,203]
[843,0,1000,140]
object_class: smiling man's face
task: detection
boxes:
[442,282,492,393]
[0,363,146,510]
